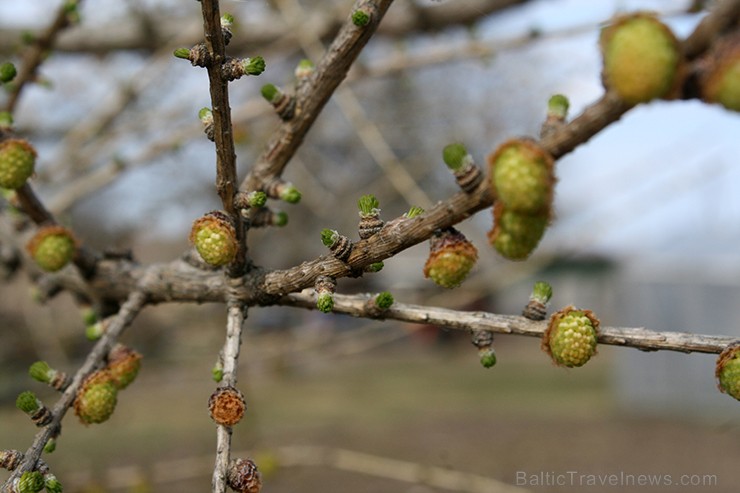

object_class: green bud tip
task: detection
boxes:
[198,107,212,122]
[274,211,289,227]
[16,391,40,414]
[243,56,266,76]
[63,0,79,14]
[80,306,97,325]
[531,281,553,304]
[442,143,470,171]
[0,62,17,83]
[374,291,394,310]
[406,206,424,218]
[173,48,191,60]
[317,292,334,313]
[43,438,57,454]
[357,194,380,216]
[21,31,36,45]
[479,348,497,368]
[547,94,569,119]
[44,475,63,493]
[367,261,384,272]
[352,10,371,27]
[247,190,267,208]
[0,111,13,128]
[86,322,104,341]
[261,83,280,102]
[212,366,224,383]
[29,361,53,384]
[221,13,235,27]
[280,184,301,203]
[321,229,338,247]
[18,471,44,493]
[295,58,315,78]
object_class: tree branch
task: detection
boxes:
[211,300,247,493]
[281,291,739,355]
[242,0,395,192]
[3,1,82,113]
[1,290,147,493]
[199,0,248,278]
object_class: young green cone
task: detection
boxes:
[488,139,555,215]
[423,228,478,289]
[26,226,77,272]
[190,211,238,267]
[74,370,118,425]
[600,13,683,104]
[715,343,740,401]
[542,306,600,368]
[0,138,36,189]
[700,34,740,112]
[487,203,549,261]
[106,344,142,390]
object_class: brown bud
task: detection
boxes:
[208,386,246,426]
[227,458,262,493]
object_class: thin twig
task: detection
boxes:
[1,290,148,493]
[682,0,740,59]
[281,291,739,354]
[200,0,247,278]
[3,1,83,113]
[275,0,433,208]
[277,445,530,493]
[211,300,247,493]
[242,0,395,192]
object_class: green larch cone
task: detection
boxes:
[106,344,142,390]
[542,306,600,368]
[74,370,118,425]
[715,343,740,401]
[700,34,740,112]
[488,138,555,215]
[228,458,263,493]
[600,12,683,104]
[190,211,238,267]
[487,203,548,261]
[0,138,36,189]
[26,226,77,272]
[423,228,478,288]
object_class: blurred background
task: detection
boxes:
[1,0,739,491]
